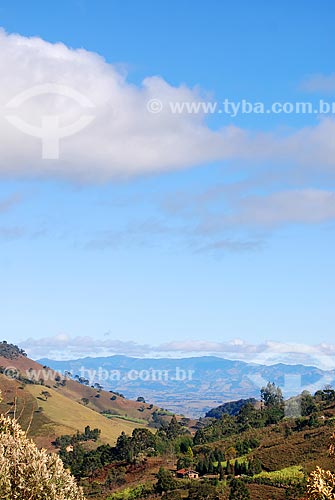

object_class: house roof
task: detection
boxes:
[176,469,198,474]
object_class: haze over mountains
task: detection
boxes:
[38,355,335,417]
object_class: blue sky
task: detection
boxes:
[0,1,335,365]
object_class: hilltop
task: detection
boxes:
[0,340,27,359]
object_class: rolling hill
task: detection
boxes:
[0,342,160,449]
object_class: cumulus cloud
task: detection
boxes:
[0,29,235,180]
[1,29,335,181]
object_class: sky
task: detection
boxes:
[0,0,335,366]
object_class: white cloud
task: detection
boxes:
[227,189,335,228]
[0,29,335,181]
[301,73,335,93]
[20,334,150,359]
[19,334,335,370]
[0,29,232,180]
[157,188,335,251]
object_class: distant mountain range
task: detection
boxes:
[37,355,335,418]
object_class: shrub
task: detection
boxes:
[0,390,85,499]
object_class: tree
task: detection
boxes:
[261,382,285,423]
[247,457,262,475]
[301,391,318,416]
[229,478,250,500]
[188,482,219,500]
[261,382,284,408]
[156,467,177,494]
[115,431,132,461]
[226,460,234,476]
[41,390,51,401]
[166,415,184,439]
[177,444,194,470]
[0,390,85,499]
[218,462,225,480]
[131,427,156,455]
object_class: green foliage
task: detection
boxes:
[261,382,285,424]
[252,465,304,483]
[261,382,284,407]
[229,478,250,500]
[237,402,266,429]
[115,428,157,462]
[107,482,153,499]
[194,413,238,445]
[156,467,178,494]
[54,425,101,448]
[188,481,220,499]
[206,398,257,419]
[166,415,185,439]
[103,412,147,425]
[236,437,260,456]
[301,391,318,416]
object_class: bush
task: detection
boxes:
[0,390,85,499]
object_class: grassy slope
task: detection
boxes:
[0,374,148,448]
[0,354,156,420]
[26,384,145,444]
[190,407,335,499]
[0,354,157,449]
[195,414,335,474]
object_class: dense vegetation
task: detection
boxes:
[205,398,257,419]
[49,382,335,499]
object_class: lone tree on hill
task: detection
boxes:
[261,381,285,423]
